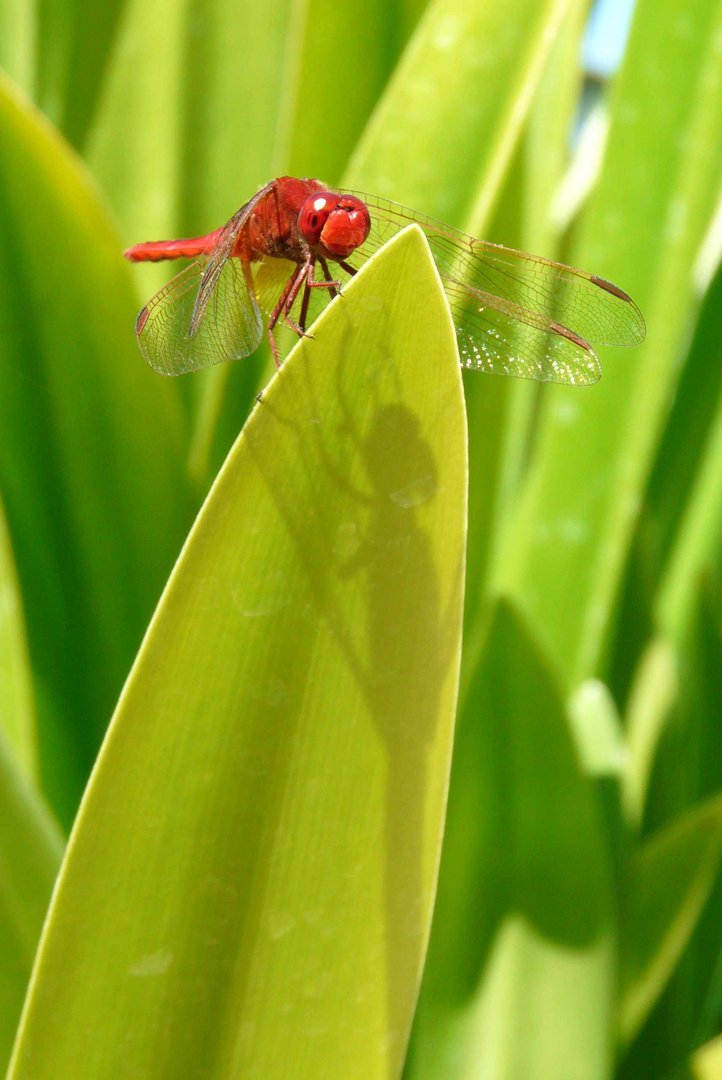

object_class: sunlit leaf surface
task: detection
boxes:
[8,228,467,1080]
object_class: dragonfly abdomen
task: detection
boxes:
[124,229,224,262]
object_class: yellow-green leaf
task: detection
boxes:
[8,226,467,1080]
[0,496,36,780]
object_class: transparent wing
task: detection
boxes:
[135,257,262,375]
[134,181,280,375]
[248,231,598,383]
[251,257,296,319]
[445,281,600,385]
[341,189,645,383]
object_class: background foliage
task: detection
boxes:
[1,0,722,1076]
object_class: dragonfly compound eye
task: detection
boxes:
[298,194,332,246]
[299,192,370,259]
[319,195,371,259]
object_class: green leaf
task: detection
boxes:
[569,679,627,782]
[83,0,329,486]
[656,391,722,642]
[35,0,126,148]
[690,1033,722,1079]
[664,1032,722,1080]
[464,0,586,624]
[496,0,722,686]
[348,0,576,230]
[622,589,722,1074]
[186,0,409,484]
[623,639,678,828]
[86,0,296,247]
[568,680,631,893]
[0,72,188,820]
[522,0,586,253]
[346,0,582,686]
[0,729,63,1073]
[0,0,35,98]
[643,262,722,607]
[409,600,615,1080]
[0,495,36,780]
[620,793,722,1045]
[279,2,402,183]
[8,226,467,1079]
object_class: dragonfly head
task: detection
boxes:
[298,192,371,260]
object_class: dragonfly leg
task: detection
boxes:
[336,259,357,278]
[271,256,344,357]
[314,256,341,295]
[268,263,307,367]
[280,258,315,336]
[267,327,282,368]
[298,257,342,331]
[297,258,317,333]
[298,280,312,334]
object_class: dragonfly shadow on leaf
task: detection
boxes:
[245,302,463,1057]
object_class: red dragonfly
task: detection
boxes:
[124,176,645,384]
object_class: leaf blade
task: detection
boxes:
[8,226,467,1080]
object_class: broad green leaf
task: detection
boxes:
[522,0,585,254]
[473,0,586,607]
[35,0,126,148]
[568,680,630,891]
[346,0,580,695]
[645,262,722,655]
[496,0,722,686]
[86,0,295,245]
[643,262,722,600]
[620,793,722,1045]
[622,574,722,1075]
[8,226,467,1080]
[0,496,36,779]
[409,600,615,1080]
[663,1033,722,1080]
[0,0,35,98]
[625,581,722,1074]
[0,729,63,1073]
[656,393,722,642]
[279,2,401,183]
[609,266,722,723]
[348,0,575,230]
[0,73,188,820]
[690,1034,722,1079]
[195,0,577,493]
[399,0,430,38]
[188,0,409,485]
[83,0,322,487]
[623,639,678,828]
[569,679,627,781]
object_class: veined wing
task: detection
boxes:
[342,189,645,384]
[248,217,597,383]
[444,280,601,385]
[251,256,297,319]
[135,257,262,375]
[135,182,279,375]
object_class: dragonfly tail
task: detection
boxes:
[123,228,224,263]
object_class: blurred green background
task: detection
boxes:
[1,0,722,1076]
